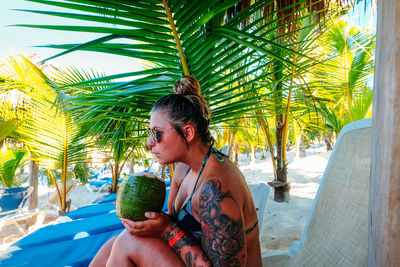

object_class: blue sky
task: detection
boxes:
[1,1,376,75]
[0,0,144,75]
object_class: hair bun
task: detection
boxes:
[174,76,201,96]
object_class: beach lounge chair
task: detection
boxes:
[0,228,123,267]
[86,177,124,194]
[0,186,46,236]
[249,183,270,238]
[8,212,124,250]
[46,179,78,207]
[0,186,33,217]
[262,118,372,266]
[1,178,266,266]
[64,202,117,220]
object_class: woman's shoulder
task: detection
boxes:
[203,157,247,195]
[209,156,243,178]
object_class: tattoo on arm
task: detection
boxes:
[166,228,211,266]
[199,179,245,266]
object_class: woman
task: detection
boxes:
[90,76,262,266]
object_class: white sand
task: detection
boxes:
[1,144,331,255]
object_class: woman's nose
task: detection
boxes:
[147,136,156,148]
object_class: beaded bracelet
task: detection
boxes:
[168,231,185,247]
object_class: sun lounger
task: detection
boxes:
[0,228,123,267]
[0,186,43,236]
[0,186,33,218]
[46,179,78,206]
[64,202,117,220]
[262,118,372,266]
[86,177,124,194]
[2,178,262,266]
[10,212,123,250]
[249,183,270,238]
[92,193,117,204]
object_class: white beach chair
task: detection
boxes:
[250,183,270,238]
[262,118,372,266]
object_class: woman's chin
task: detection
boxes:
[158,159,168,165]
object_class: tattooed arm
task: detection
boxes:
[163,179,246,267]
[163,221,212,266]
[199,179,246,266]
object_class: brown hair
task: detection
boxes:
[173,76,201,95]
[152,76,213,147]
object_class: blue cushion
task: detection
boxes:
[1,229,123,267]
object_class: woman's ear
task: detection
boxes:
[182,124,195,142]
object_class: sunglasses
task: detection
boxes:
[146,126,163,143]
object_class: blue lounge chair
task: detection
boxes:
[92,193,117,204]
[10,212,123,250]
[0,186,33,218]
[65,202,116,220]
[67,187,170,221]
[2,178,261,266]
[0,187,43,236]
[0,229,123,267]
[7,187,170,250]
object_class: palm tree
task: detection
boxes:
[313,20,375,136]
[0,142,26,188]
[12,0,367,202]
[0,55,91,214]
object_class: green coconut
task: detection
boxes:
[116,172,166,221]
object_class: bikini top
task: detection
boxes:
[172,147,258,240]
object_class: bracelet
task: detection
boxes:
[163,222,177,240]
[168,231,184,247]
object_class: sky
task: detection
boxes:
[0,1,376,76]
[0,0,144,76]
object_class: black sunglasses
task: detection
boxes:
[146,126,163,143]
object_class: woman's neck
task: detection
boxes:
[181,142,210,174]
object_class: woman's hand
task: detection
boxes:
[120,212,174,238]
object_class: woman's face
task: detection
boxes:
[147,109,185,165]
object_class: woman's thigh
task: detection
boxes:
[108,230,185,267]
[90,235,118,267]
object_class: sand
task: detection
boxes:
[239,145,330,254]
[0,144,331,256]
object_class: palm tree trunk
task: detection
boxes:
[257,115,277,179]
[248,142,256,163]
[268,49,290,202]
[28,159,39,225]
[112,162,119,193]
[228,131,236,159]
[61,122,68,215]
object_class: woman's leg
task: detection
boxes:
[89,235,118,267]
[107,230,185,267]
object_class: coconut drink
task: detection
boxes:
[116,172,166,221]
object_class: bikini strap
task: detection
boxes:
[210,147,227,162]
[190,147,212,197]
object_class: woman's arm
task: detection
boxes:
[163,178,246,267]
[199,179,246,266]
[163,221,212,266]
